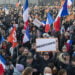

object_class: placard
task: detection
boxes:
[33,18,42,28]
[36,38,58,52]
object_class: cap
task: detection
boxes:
[63,52,69,56]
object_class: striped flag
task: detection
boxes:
[23,0,29,30]
[23,28,30,43]
[23,0,30,43]
[0,55,6,75]
[45,13,54,33]
[54,0,69,32]
[7,27,18,48]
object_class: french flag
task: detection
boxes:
[0,55,6,75]
[23,0,29,30]
[45,13,54,33]
[23,28,30,43]
[23,0,30,43]
[54,0,69,32]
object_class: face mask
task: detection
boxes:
[44,73,52,75]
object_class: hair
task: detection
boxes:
[18,44,24,49]
[22,67,33,75]
[58,69,67,75]
[24,47,29,50]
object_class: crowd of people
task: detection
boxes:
[0,3,75,75]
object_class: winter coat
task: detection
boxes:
[66,65,75,75]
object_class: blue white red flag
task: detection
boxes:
[23,0,30,43]
[54,0,69,32]
[23,0,29,30]
[0,55,6,75]
[45,13,54,33]
[23,28,30,43]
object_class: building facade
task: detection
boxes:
[0,0,60,6]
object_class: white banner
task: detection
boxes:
[36,38,58,52]
[33,18,42,28]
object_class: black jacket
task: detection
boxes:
[66,65,75,75]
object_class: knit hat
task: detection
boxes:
[16,64,24,72]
